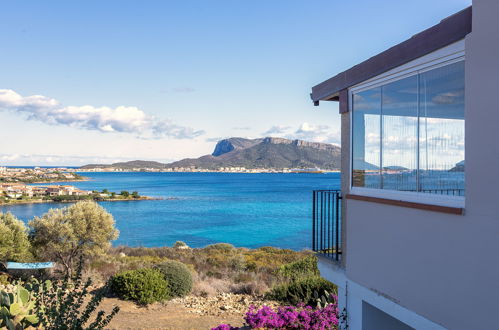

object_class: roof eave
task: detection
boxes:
[311,6,472,104]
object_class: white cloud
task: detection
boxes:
[0,89,204,139]
[291,122,340,145]
[0,153,176,166]
[262,122,340,145]
[262,125,291,135]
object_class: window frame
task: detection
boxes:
[348,40,465,208]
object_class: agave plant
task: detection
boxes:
[0,284,39,329]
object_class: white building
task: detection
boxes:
[310,2,498,329]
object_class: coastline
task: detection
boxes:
[77,170,341,174]
[0,196,159,206]
[29,178,90,184]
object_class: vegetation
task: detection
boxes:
[101,244,312,298]
[213,300,339,330]
[265,276,336,306]
[156,260,193,297]
[276,255,319,281]
[29,201,119,276]
[173,241,188,248]
[0,203,337,330]
[0,260,119,330]
[0,284,39,329]
[0,212,33,262]
[109,268,169,305]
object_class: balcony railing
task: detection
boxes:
[312,190,342,262]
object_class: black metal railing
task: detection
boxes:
[312,190,342,262]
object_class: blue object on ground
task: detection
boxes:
[6,262,54,269]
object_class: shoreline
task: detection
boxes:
[29,178,90,184]
[2,178,91,185]
[77,170,341,174]
[0,196,159,207]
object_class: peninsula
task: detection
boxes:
[0,166,85,183]
[0,183,153,205]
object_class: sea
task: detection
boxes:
[0,172,340,251]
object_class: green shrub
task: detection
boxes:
[156,260,193,297]
[0,274,10,286]
[173,241,188,248]
[110,268,169,305]
[266,276,336,306]
[205,243,235,252]
[277,255,319,281]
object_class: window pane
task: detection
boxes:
[381,75,418,191]
[419,61,465,196]
[352,88,381,188]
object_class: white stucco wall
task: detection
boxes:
[343,1,499,329]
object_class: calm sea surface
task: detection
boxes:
[0,172,340,250]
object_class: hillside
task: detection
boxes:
[81,137,341,170]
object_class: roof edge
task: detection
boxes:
[311,6,472,103]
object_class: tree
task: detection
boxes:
[102,189,109,194]
[120,191,129,197]
[0,212,32,262]
[131,191,139,198]
[29,201,119,276]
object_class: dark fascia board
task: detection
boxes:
[311,6,472,104]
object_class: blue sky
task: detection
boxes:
[0,0,471,165]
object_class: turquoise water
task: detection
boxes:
[0,172,340,250]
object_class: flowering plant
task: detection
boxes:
[212,295,339,330]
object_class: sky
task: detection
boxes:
[0,0,471,166]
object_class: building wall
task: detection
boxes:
[340,108,350,268]
[343,1,499,329]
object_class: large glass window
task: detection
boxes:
[352,60,465,197]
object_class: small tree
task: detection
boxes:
[120,191,129,198]
[102,189,109,194]
[0,212,32,262]
[29,201,119,276]
[131,191,139,198]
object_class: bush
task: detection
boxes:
[28,261,120,329]
[277,255,319,281]
[110,268,169,304]
[173,241,188,248]
[266,276,336,306]
[29,201,119,276]
[0,212,33,262]
[156,260,193,297]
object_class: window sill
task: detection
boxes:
[345,193,464,215]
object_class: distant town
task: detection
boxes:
[0,166,152,205]
[78,166,335,173]
[0,166,84,183]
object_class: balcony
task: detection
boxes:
[312,190,342,262]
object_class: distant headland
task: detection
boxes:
[80,137,341,173]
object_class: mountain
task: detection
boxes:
[167,137,340,169]
[81,160,167,169]
[212,138,263,156]
[81,137,341,170]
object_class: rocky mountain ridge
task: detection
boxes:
[81,137,341,170]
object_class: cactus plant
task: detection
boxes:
[0,284,39,329]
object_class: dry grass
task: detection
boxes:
[88,244,312,297]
